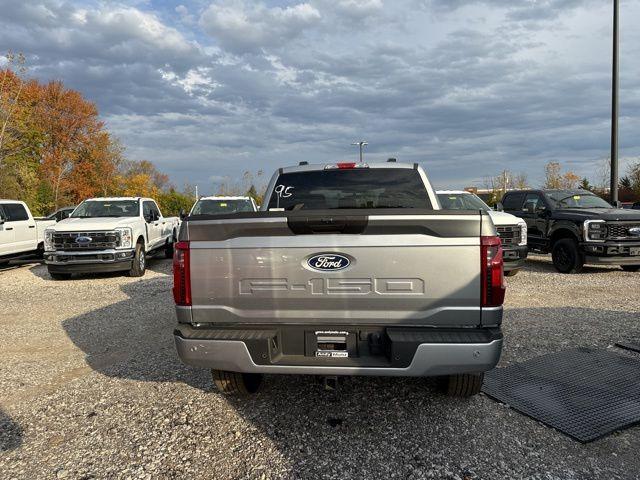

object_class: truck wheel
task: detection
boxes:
[128,242,146,277]
[48,270,72,280]
[444,373,484,397]
[551,238,584,274]
[505,269,519,277]
[164,233,175,259]
[621,265,640,272]
[211,370,263,395]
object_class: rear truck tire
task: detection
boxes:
[444,372,484,397]
[164,232,175,259]
[128,241,146,277]
[505,269,519,277]
[48,269,72,281]
[621,265,640,272]
[36,242,45,259]
[551,238,584,274]
[211,370,263,395]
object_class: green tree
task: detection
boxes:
[246,184,263,206]
[157,188,195,216]
[579,178,591,191]
[620,176,632,190]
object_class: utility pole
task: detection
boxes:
[351,141,368,163]
[610,0,619,205]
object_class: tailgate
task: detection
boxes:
[185,211,490,327]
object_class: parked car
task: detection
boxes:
[43,197,180,280]
[46,206,75,222]
[0,200,56,266]
[437,190,527,276]
[188,196,258,215]
[173,161,505,397]
[500,189,640,273]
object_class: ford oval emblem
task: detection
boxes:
[629,227,640,237]
[76,236,92,243]
[307,253,351,272]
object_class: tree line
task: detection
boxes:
[481,159,640,205]
[0,57,194,216]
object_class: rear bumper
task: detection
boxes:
[174,324,503,377]
[503,245,528,272]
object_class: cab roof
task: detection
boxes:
[280,161,417,174]
[197,196,252,201]
[436,190,472,195]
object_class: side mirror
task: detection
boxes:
[496,202,504,212]
[179,209,187,220]
[526,203,535,214]
[144,213,153,223]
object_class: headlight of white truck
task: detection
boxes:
[518,220,527,246]
[44,229,55,251]
[115,227,133,249]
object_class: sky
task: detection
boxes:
[1,0,639,194]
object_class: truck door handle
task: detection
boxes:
[28,225,35,228]
[6,227,13,231]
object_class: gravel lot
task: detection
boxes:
[1,254,639,479]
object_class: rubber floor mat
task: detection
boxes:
[482,347,640,443]
[615,340,640,354]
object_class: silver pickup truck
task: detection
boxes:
[173,161,505,396]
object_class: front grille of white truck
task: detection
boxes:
[52,231,120,251]
[496,225,521,246]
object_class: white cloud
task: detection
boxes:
[199,1,321,54]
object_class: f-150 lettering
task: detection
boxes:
[239,278,426,295]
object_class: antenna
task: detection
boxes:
[351,141,368,163]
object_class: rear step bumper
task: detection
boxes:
[174,325,503,377]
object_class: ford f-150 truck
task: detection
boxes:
[0,200,56,266]
[43,197,180,279]
[437,190,528,276]
[501,189,640,273]
[173,161,505,396]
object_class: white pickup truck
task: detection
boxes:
[437,190,528,276]
[43,197,180,280]
[0,200,56,266]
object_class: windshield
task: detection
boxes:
[547,192,612,209]
[71,200,140,218]
[191,199,255,215]
[437,193,489,211]
[266,168,432,210]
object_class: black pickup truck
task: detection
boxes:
[500,189,640,273]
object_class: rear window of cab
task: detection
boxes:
[267,168,432,211]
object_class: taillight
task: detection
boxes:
[481,236,505,307]
[337,162,356,169]
[173,241,191,306]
